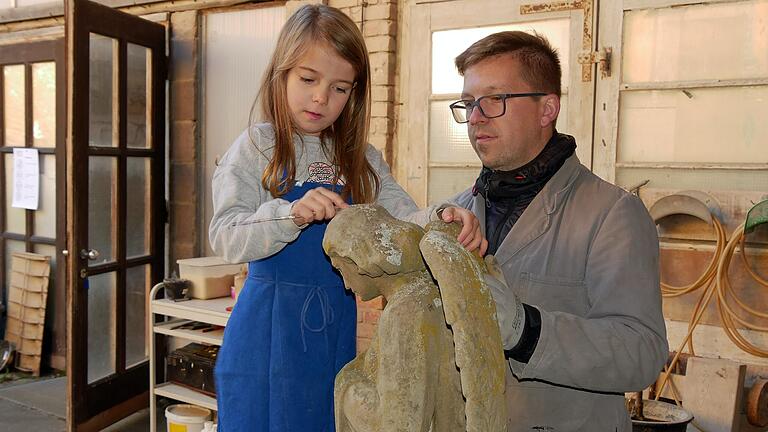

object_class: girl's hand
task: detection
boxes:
[439,207,488,256]
[291,188,349,226]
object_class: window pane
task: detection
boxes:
[33,154,56,239]
[32,62,56,148]
[618,86,768,163]
[623,1,768,83]
[428,167,479,205]
[429,100,475,164]
[432,19,570,95]
[126,157,150,258]
[88,156,116,264]
[127,43,150,149]
[89,34,117,148]
[87,271,116,383]
[126,265,149,368]
[4,154,26,234]
[3,65,25,147]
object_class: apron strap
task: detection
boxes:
[300,286,336,352]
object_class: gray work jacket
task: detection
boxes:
[452,154,668,432]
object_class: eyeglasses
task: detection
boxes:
[449,92,547,124]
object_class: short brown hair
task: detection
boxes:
[455,31,561,97]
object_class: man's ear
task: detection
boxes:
[540,94,560,128]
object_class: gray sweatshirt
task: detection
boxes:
[209,123,438,264]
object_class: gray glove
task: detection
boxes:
[484,255,525,350]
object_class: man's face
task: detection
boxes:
[462,54,554,171]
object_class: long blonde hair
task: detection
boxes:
[251,4,378,203]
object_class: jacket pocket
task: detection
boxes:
[521,272,589,315]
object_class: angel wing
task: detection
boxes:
[419,221,508,432]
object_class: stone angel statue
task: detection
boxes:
[322,204,507,432]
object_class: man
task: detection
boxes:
[447,31,669,431]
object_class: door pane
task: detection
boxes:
[87,271,116,383]
[88,156,116,264]
[622,1,768,83]
[3,153,26,234]
[126,265,148,368]
[618,86,768,163]
[3,64,25,147]
[34,154,56,239]
[32,62,56,149]
[126,157,150,258]
[89,34,117,148]
[431,19,570,94]
[127,43,150,149]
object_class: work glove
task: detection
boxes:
[484,255,525,350]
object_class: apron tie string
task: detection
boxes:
[300,286,335,352]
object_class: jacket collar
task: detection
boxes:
[489,153,584,265]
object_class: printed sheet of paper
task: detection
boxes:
[12,148,40,210]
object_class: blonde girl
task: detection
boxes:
[210,5,484,431]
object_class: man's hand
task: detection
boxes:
[484,255,525,350]
[291,188,349,226]
[439,207,489,255]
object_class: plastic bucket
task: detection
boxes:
[165,404,212,432]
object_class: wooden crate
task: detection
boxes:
[3,252,51,376]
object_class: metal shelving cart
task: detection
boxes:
[148,282,233,431]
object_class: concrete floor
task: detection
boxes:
[0,375,167,431]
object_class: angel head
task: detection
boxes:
[323,204,426,301]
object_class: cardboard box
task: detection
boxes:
[177,257,241,300]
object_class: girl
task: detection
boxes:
[209,5,485,431]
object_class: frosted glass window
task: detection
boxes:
[127,43,150,149]
[432,19,570,95]
[618,86,768,164]
[126,157,150,258]
[88,156,116,264]
[203,4,286,255]
[428,167,480,205]
[87,272,116,383]
[4,65,25,147]
[623,1,768,83]
[89,34,117,148]
[126,265,149,368]
[429,100,476,164]
[32,62,56,148]
[4,154,26,234]
[33,154,56,239]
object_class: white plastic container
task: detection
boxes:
[165,404,212,432]
[177,257,241,299]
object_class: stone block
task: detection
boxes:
[370,52,395,86]
[170,10,198,42]
[171,79,197,122]
[170,162,197,204]
[370,101,391,118]
[370,117,390,136]
[371,85,394,102]
[364,3,397,21]
[170,121,198,163]
[170,38,197,82]
[329,0,361,8]
[363,19,396,37]
[171,202,197,245]
[365,35,395,53]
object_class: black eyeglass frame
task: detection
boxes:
[449,92,548,124]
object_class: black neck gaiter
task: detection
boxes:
[474,132,576,255]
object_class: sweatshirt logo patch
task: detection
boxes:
[307,162,342,184]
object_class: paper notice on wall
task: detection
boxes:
[12,148,40,210]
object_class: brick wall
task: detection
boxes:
[169,10,201,270]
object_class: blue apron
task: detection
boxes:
[215,182,356,432]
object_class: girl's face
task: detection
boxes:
[286,42,356,136]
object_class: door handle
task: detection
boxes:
[80,249,100,260]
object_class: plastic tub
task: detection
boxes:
[177,257,240,299]
[165,404,212,432]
